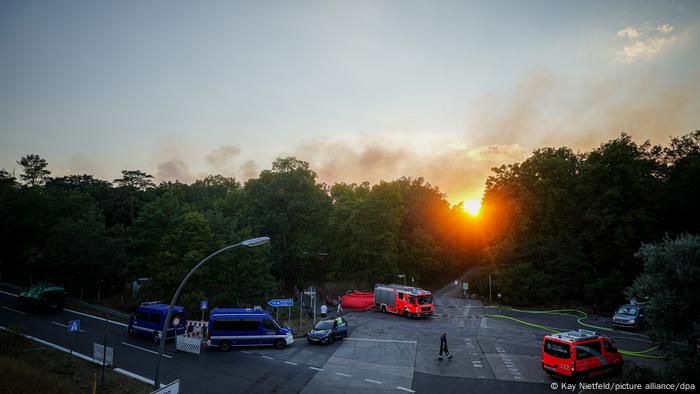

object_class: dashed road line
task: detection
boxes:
[284,361,298,366]
[309,366,324,371]
[261,355,274,360]
[364,379,383,384]
[344,337,416,344]
[241,351,252,354]
[0,290,19,297]
[120,342,173,358]
[2,306,27,315]
[397,386,415,393]
[336,372,352,377]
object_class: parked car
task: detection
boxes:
[127,301,188,344]
[17,283,66,311]
[612,304,645,330]
[542,329,623,381]
[307,317,348,344]
[207,306,293,351]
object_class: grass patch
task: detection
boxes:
[0,329,149,394]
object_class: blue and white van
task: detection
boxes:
[127,301,188,344]
[207,307,294,351]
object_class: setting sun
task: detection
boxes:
[463,199,482,216]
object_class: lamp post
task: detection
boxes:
[152,236,270,389]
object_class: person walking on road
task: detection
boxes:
[336,296,343,316]
[438,332,453,360]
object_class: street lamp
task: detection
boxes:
[153,236,270,389]
[398,274,406,286]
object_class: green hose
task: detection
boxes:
[486,306,667,360]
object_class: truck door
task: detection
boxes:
[261,317,278,345]
[575,341,604,377]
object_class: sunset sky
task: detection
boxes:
[2,0,699,205]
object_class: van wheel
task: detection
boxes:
[273,339,286,349]
[152,333,161,344]
[219,341,232,352]
[127,326,135,336]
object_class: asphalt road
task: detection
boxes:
[0,283,663,393]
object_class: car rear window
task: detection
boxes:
[544,340,571,359]
[575,341,602,360]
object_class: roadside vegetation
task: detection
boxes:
[0,328,149,394]
[1,131,698,380]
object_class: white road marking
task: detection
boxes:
[397,386,415,393]
[0,290,18,297]
[2,306,27,315]
[284,361,298,366]
[309,366,324,371]
[364,379,383,384]
[344,337,416,344]
[480,317,488,328]
[336,372,352,377]
[51,321,86,332]
[64,308,129,327]
[120,342,173,358]
[241,351,252,354]
[262,355,274,360]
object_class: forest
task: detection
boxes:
[0,131,699,320]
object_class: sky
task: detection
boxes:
[1,0,699,205]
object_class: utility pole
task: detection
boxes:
[489,274,492,304]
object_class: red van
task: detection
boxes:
[542,329,623,381]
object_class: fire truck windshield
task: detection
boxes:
[418,295,432,304]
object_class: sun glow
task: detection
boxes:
[463,199,482,216]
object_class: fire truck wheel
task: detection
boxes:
[380,305,387,313]
[219,340,232,352]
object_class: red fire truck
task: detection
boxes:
[374,284,434,318]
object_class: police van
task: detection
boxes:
[207,307,293,351]
[127,301,188,344]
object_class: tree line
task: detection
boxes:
[0,155,482,313]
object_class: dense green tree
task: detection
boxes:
[113,170,155,225]
[244,157,331,291]
[17,154,51,186]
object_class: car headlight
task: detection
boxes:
[629,319,635,324]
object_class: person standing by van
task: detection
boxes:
[438,332,453,360]
[336,296,343,315]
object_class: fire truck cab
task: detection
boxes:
[374,283,434,318]
[542,329,623,381]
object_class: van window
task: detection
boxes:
[262,319,276,331]
[135,311,148,321]
[576,341,602,360]
[213,318,259,332]
[149,313,162,324]
[544,340,571,359]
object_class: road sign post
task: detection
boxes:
[68,319,80,362]
[200,300,208,322]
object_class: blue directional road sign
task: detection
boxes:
[68,319,80,332]
[200,300,208,310]
[267,298,294,307]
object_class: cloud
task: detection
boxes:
[239,160,259,180]
[292,137,528,203]
[466,144,528,161]
[206,145,241,170]
[466,67,700,153]
[156,158,195,184]
[615,24,678,63]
